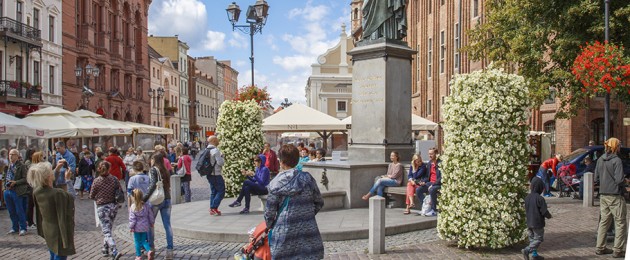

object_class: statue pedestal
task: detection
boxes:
[348,39,416,162]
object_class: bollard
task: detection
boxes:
[170,175,183,205]
[583,172,594,207]
[369,196,385,254]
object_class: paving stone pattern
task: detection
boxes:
[0,158,625,259]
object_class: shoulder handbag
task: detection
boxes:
[114,178,126,204]
[176,158,186,176]
[149,167,165,205]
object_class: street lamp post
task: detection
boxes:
[148,87,165,126]
[604,0,610,140]
[75,64,100,109]
[226,0,270,88]
[280,98,292,108]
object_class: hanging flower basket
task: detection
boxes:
[571,41,630,94]
[190,124,202,132]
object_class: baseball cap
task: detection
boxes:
[82,145,88,149]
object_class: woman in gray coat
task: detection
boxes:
[264,144,324,259]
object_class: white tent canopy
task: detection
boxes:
[124,121,173,135]
[23,107,131,137]
[262,104,347,132]
[71,110,133,136]
[341,114,439,131]
[0,112,45,137]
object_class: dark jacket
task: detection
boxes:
[78,158,95,176]
[595,153,626,195]
[248,155,270,186]
[525,177,552,229]
[408,163,427,183]
[576,163,595,179]
[34,186,76,256]
[143,166,171,202]
[4,160,30,196]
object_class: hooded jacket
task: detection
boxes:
[525,177,552,229]
[248,155,270,186]
[264,169,324,260]
[595,153,626,195]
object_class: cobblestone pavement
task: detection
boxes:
[0,159,624,259]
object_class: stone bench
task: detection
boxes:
[258,190,347,212]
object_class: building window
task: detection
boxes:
[49,16,55,42]
[440,30,445,74]
[353,8,358,20]
[337,100,347,112]
[543,121,556,155]
[33,8,39,29]
[428,0,432,14]
[428,38,432,78]
[15,56,22,82]
[454,23,460,70]
[33,61,39,86]
[49,65,54,94]
[427,99,432,115]
[591,118,613,146]
[0,0,3,17]
[545,87,557,104]
[473,0,479,17]
[16,2,22,22]
[441,0,444,5]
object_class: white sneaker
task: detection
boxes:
[19,230,26,236]
[424,210,437,216]
[165,249,174,260]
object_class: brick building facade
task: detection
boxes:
[61,0,150,123]
[350,0,629,156]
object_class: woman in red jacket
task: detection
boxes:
[104,147,126,184]
[536,154,562,197]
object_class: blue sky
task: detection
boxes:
[148,0,351,108]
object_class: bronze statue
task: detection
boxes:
[362,0,407,41]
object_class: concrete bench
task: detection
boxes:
[258,190,347,212]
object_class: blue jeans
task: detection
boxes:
[4,190,27,231]
[416,183,441,211]
[206,175,225,209]
[182,181,191,202]
[134,232,151,256]
[536,167,551,195]
[236,180,268,208]
[369,178,398,197]
[49,250,68,260]
[150,199,173,250]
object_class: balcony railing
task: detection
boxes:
[0,17,42,46]
[0,80,43,105]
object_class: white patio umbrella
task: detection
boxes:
[24,107,127,137]
[0,112,45,137]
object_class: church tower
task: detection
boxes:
[350,0,364,42]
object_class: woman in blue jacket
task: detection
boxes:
[228,155,270,214]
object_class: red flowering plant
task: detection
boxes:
[9,80,19,89]
[571,41,630,95]
[234,85,271,107]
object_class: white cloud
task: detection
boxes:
[228,32,247,49]
[148,0,208,46]
[266,35,279,51]
[202,31,226,51]
[288,1,329,22]
[272,55,314,71]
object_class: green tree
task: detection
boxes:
[466,0,630,117]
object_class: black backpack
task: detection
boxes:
[196,148,216,176]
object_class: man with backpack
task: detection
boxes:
[196,136,225,216]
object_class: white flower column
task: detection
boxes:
[437,68,531,249]
[216,100,265,196]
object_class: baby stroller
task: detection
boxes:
[557,163,579,198]
[234,221,271,260]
